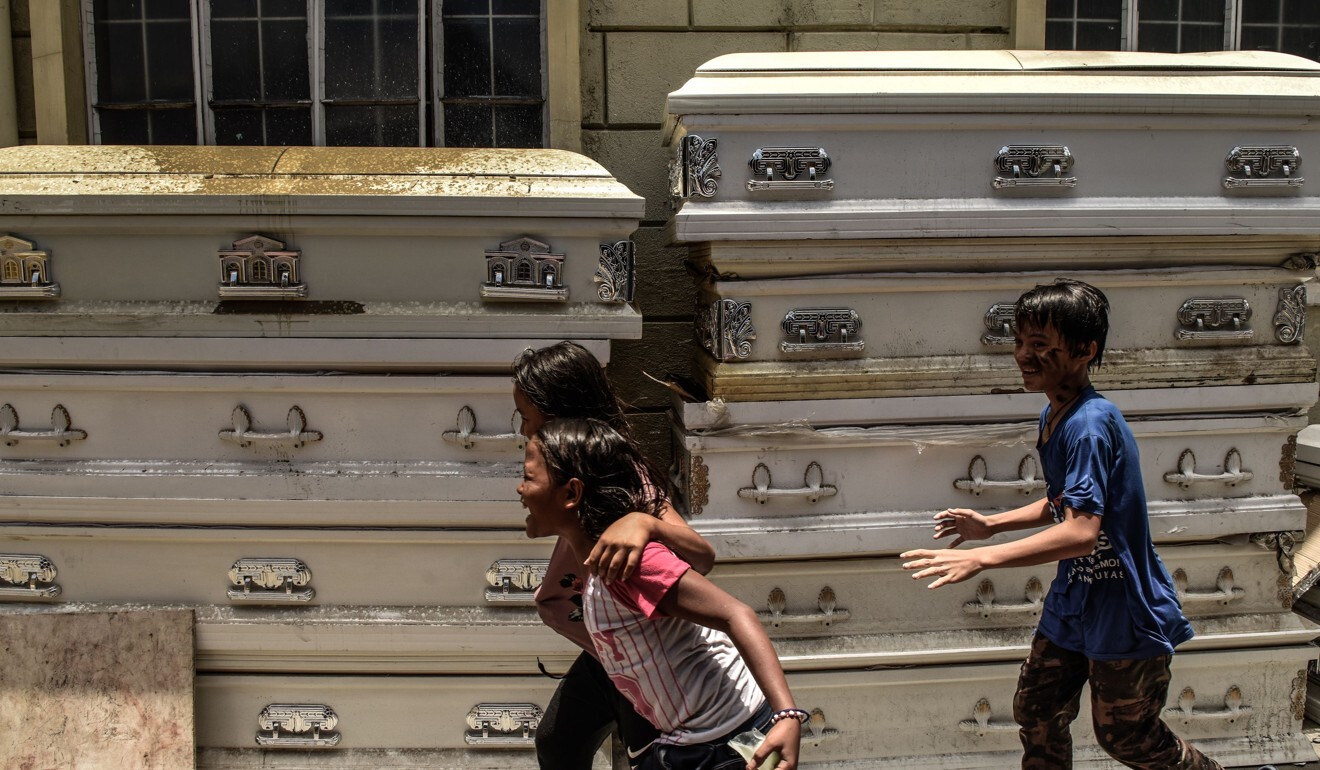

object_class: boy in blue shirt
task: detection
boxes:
[901,279,1222,769]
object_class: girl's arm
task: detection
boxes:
[586,500,717,582]
[659,569,801,770]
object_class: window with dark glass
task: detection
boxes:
[441,0,543,148]
[91,0,198,144]
[207,0,312,145]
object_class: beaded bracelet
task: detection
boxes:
[770,708,810,725]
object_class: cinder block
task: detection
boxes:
[874,0,1010,29]
[691,0,873,27]
[605,31,786,126]
[581,32,605,126]
[587,0,689,28]
[625,409,676,476]
[609,321,697,410]
[582,129,674,223]
[792,31,967,50]
[634,226,698,319]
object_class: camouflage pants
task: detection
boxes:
[1013,634,1223,770]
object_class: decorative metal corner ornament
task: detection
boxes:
[0,404,87,447]
[1223,145,1304,189]
[219,405,322,449]
[1274,285,1306,344]
[464,703,543,745]
[780,308,863,353]
[0,553,61,599]
[485,559,549,603]
[256,704,340,747]
[218,235,306,299]
[686,455,710,517]
[0,235,59,299]
[698,298,755,361]
[595,241,636,303]
[981,303,1017,346]
[481,236,568,302]
[671,135,720,200]
[993,145,1076,189]
[227,557,315,603]
[747,147,833,192]
[1175,298,1252,341]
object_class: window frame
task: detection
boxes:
[1049,0,1263,53]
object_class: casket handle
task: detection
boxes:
[1171,567,1246,607]
[464,703,543,746]
[801,708,842,748]
[0,404,87,447]
[758,586,851,630]
[962,577,1045,619]
[485,559,549,604]
[255,703,340,747]
[737,462,838,504]
[954,455,1047,497]
[0,553,62,599]
[1223,145,1304,188]
[1162,448,1253,489]
[227,557,315,603]
[219,405,322,449]
[958,698,1018,736]
[1164,686,1251,724]
[441,406,526,451]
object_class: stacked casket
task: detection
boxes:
[0,146,643,768]
[664,50,1320,768]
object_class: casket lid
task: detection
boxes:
[665,49,1320,137]
[0,146,645,218]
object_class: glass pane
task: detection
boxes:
[443,17,491,97]
[1045,0,1120,50]
[211,19,262,101]
[263,19,311,100]
[443,102,491,146]
[264,107,314,144]
[213,107,263,143]
[324,8,420,100]
[211,0,257,17]
[1046,19,1075,48]
[493,103,541,147]
[263,0,306,15]
[1137,22,1179,51]
[98,110,150,143]
[493,18,539,97]
[1242,0,1281,24]
[1076,19,1122,48]
[1281,25,1320,59]
[493,0,538,12]
[146,19,195,99]
[98,0,146,21]
[445,0,489,13]
[1181,0,1223,22]
[325,104,419,146]
[146,0,190,16]
[1177,21,1225,50]
[1077,0,1120,16]
[1141,0,1179,21]
[1291,0,1320,25]
[96,21,147,101]
[1046,0,1074,15]
[150,108,198,143]
[1240,25,1279,51]
[215,106,312,144]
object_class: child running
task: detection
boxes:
[519,417,804,770]
[900,279,1222,770]
[513,342,717,769]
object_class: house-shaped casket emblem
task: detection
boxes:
[0,235,59,299]
[480,236,568,302]
[218,235,306,299]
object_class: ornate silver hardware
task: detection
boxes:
[1250,531,1300,575]
[256,704,340,747]
[227,557,315,603]
[481,237,568,302]
[993,145,1076,189]
[1274,285,1306,344]
[671,134,720,200]
[218,235,305,299]
[981,303,1017,346]
[802,708,841,748]
[0,554,61,599]
[758,586,851,630]
[738,462,838,504]
[1164,686,1250,724]
[1223,146,1303,189]
[441,406,526,451]
[1171,567,1246,607]
[955,455,1046,497]
[747,147,833,191]
[1291,669,1307,722]
[0,404,87,447]
[698,298,756,361]
[958,698,1018,735]
[0,235,59,299]
[1163,448,1253,489]
[963,577,1045,619]
[687,455,710,517]
[595,241,636,304]
[485,559,549,603]
[219,405,322,449]
[1175,298,1252,341]
[464,703,542,745]
[780,308,863,353]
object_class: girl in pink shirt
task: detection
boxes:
[519,417,805,770]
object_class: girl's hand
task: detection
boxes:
[932,507,992,547]
[751,717,800,770]
[585,511,653,583]
[900,547,986,589]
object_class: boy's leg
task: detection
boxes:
[1088,654,1224,770]
[1014,633,1089,770]
[536,652,618,770]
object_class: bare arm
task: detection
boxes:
[586,500,716,582]
[659,569,800,770]
[930,497,1054,547]
[902,507,1100,589]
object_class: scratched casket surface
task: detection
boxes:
[664,50,1320,768]
[0,146,640,768]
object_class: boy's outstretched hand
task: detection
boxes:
[900,548,986,589]
[932,507,993,547]
[751,718,800,770]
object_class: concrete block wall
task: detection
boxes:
[582,0,1015,467]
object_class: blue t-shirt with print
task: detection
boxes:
[1034,387,1193,661]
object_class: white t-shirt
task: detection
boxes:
[583,541,765,745]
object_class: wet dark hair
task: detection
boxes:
[1014,279,1110,367]
[535,418,663,540]
[513,342,632,439]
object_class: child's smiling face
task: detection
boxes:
[517,438,573,539]
[1013,321,1095,398]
